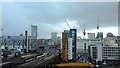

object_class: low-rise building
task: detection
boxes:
[1,35,36,52]
[88,36,120,62]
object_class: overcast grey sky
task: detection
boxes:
[2,2,118,38]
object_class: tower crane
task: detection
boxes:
[78,19,86,54]
[66,20,71,29]
[78,19,86,39]
[97,16,99,30]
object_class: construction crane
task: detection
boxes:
[66,20,71,29]
[97,16,100,29]
[96,16,102,39]
[78,19,86,54]
[83,24,86,54]
[78,19,86,39]
[83,24,86,39]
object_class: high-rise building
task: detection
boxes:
[51,32,57,45]
[31,25,37,38]
[69,29,77,61]
[96,32,103,39]
[25,30,29,52]
[62,31,68,62]
[62,29,77,62]
[57,37,61,49]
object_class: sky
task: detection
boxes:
[2,2,119,39]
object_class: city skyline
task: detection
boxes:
[2,2,118,38]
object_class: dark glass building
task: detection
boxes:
[69,29,77,61]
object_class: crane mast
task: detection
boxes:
[78,19,86,54]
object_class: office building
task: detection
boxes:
[62,29,77,62]
[51,32,57,45]
[88,43,103,61]
[102,45,120,61]
[62,31,68,62]
[57,37,61,49]
[88,44,97,60]
[96,32,103,39]
[69,29,77,61]
[36,39,51,46]
[1,35,36,52]
[77,38,101,53]
[88,33,95,39]
[106,32,114,37]
[31,25,38,38]
[88,36,120,62]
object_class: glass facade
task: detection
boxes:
[69,29,77,61]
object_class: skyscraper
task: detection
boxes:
[69,29,77,61]
[62,31,68,62]
[62,29,77,62]
[31,25,37,38]
[96,32,103,39]
[57,37,61,49]
[51,32,57,45]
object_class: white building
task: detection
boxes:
[88,36,120,62]
[103,36,117,45]
[88,33,95,39]
[68,38,72,60]
[77,37,101,53]
[88,43,103,61]
[102,45,120,60]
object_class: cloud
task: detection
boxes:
[2,2,118,38]
[18,2,118,27]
